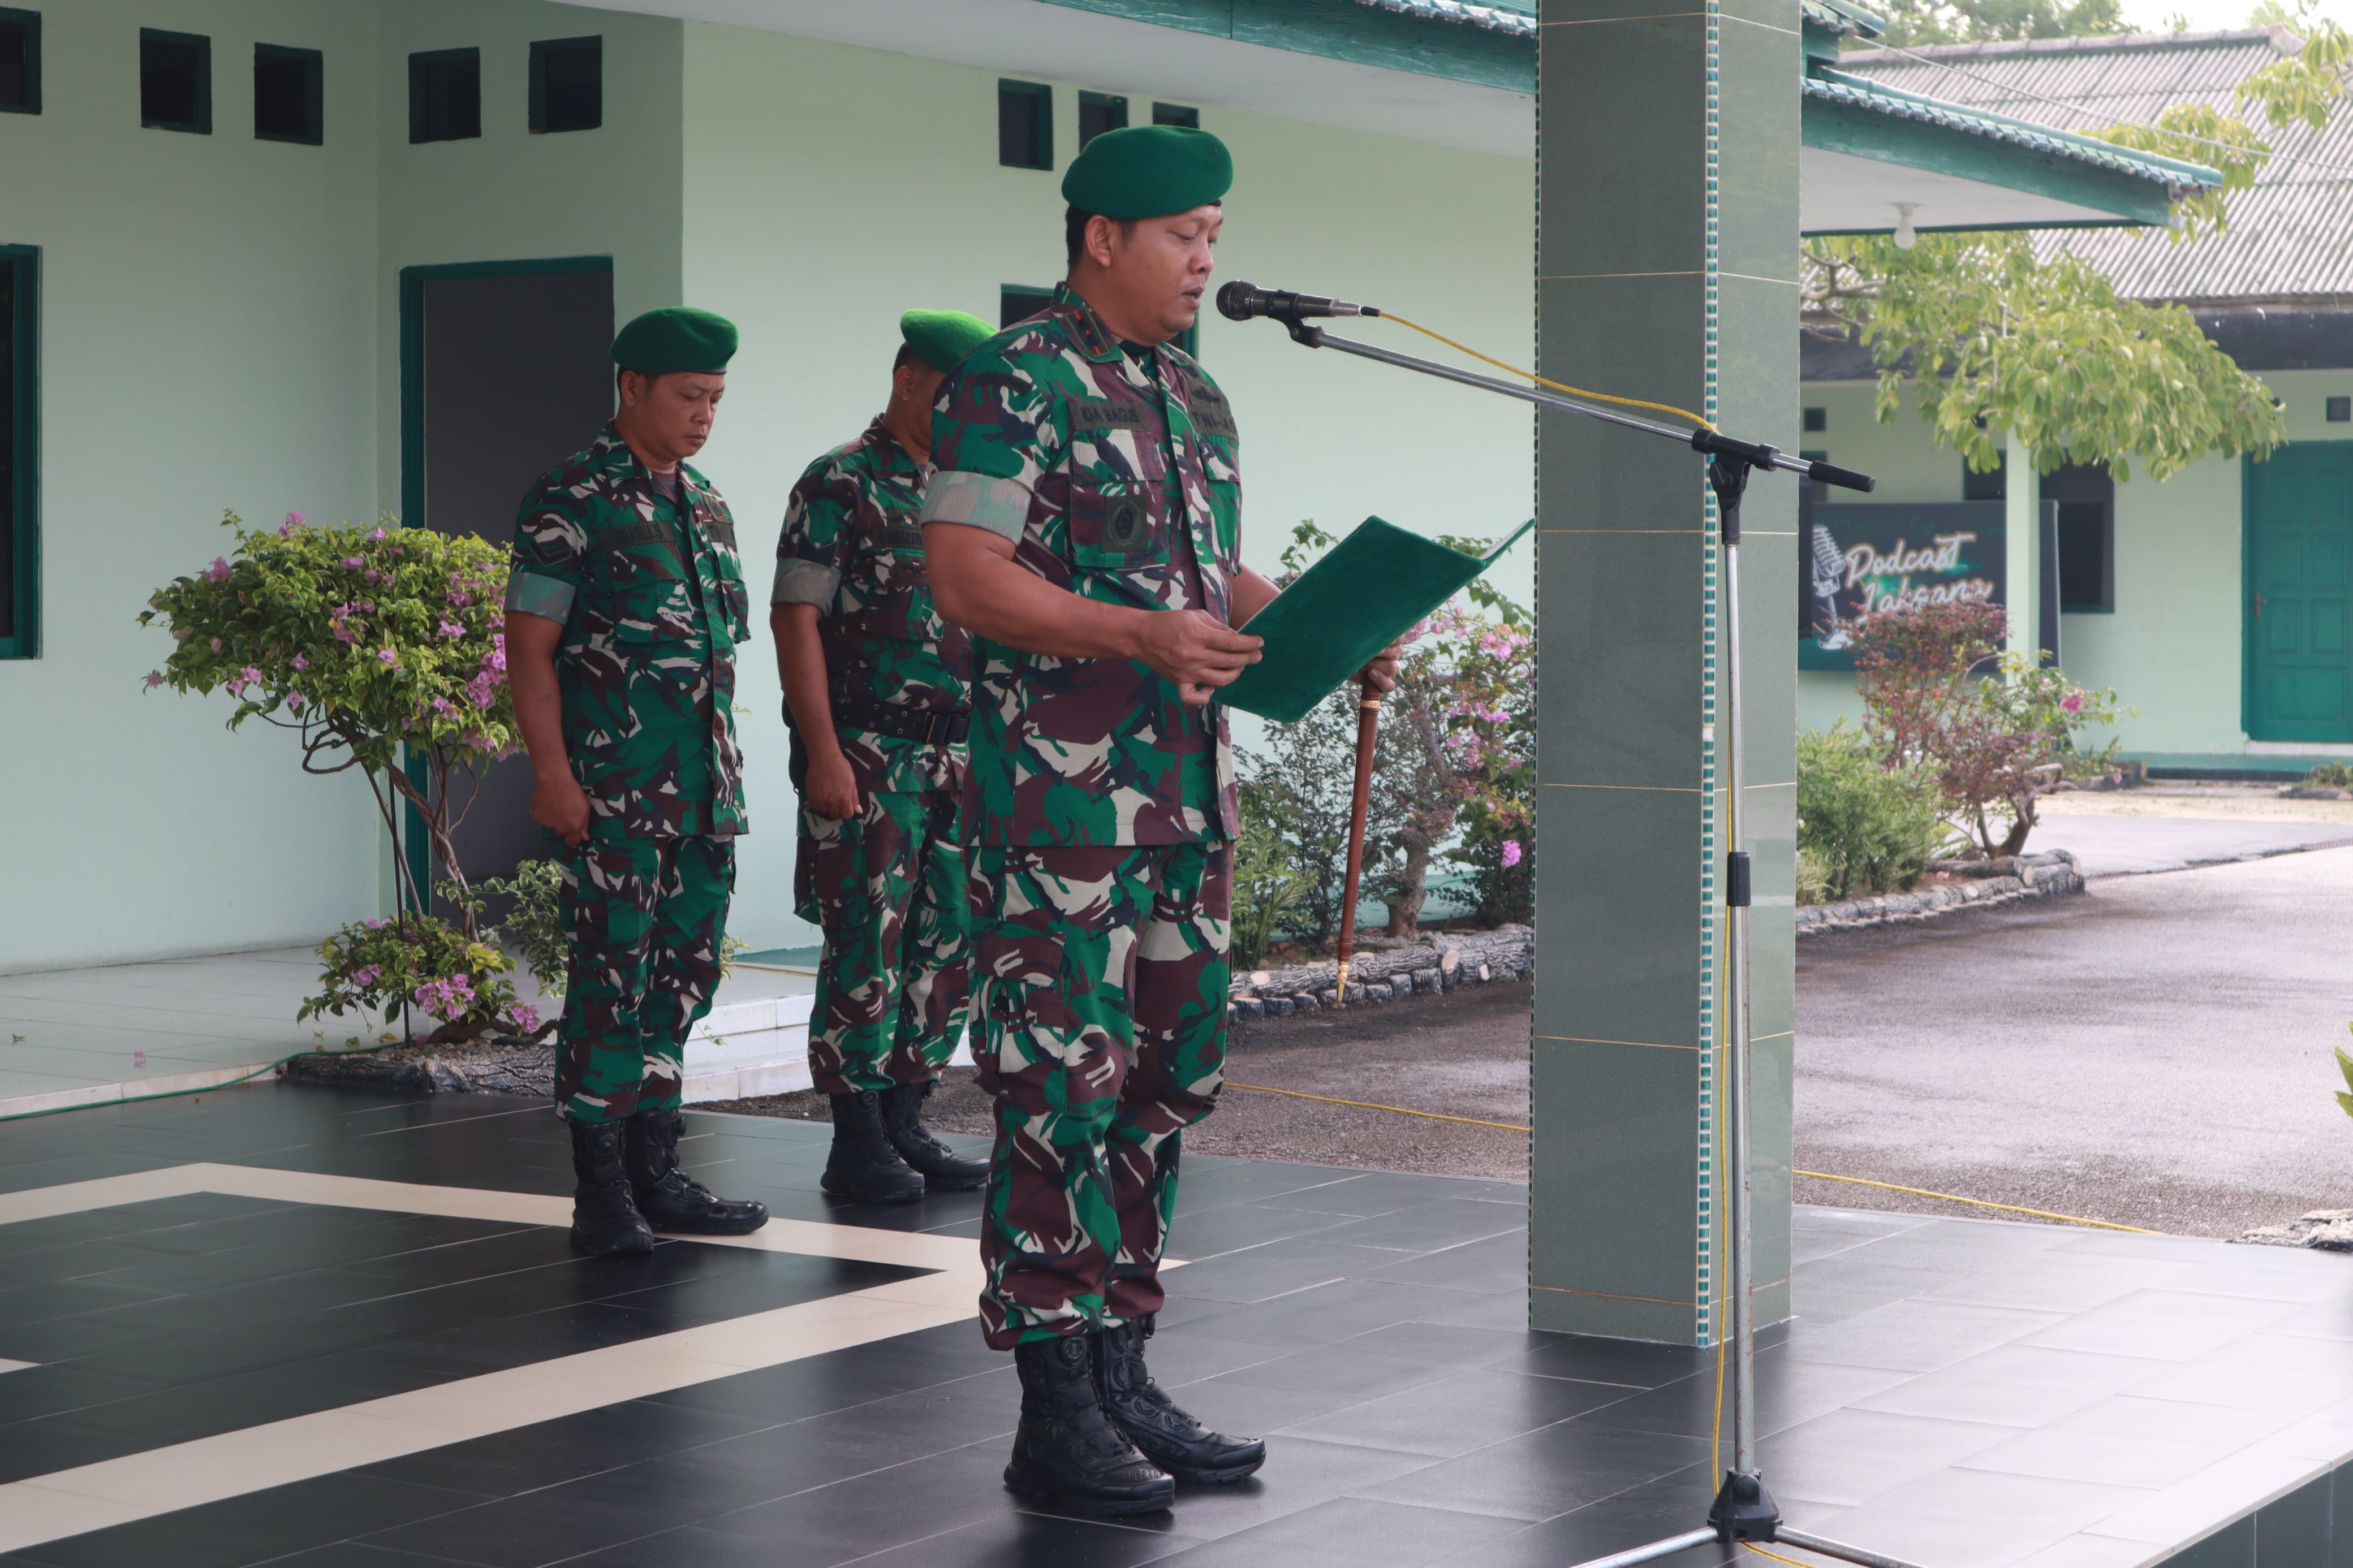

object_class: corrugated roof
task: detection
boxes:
[1346,0,1537,34]
[1837,29,2353,300]
[1804,72,2209,190]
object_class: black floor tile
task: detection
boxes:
[1565,1354,1913,1443]
[1282,1366,1642,1458]
[691,1439,1025,1556]
[1158,1495,1524,1567]
[1303,1200,1528,1255]
[355,1459,770,1567]
[1432,1468,1738,1567]
[10,1471,481,1568]
[1502,1332,1704,1389]
[0,1362,171,1423]
[1372,1418,1716,1523]
[1114,1433,1440,1543]
[855,1509,1203,1568]
[355,1398,775,1498]
[1178,1277,1491,1349]
[550,1523,870,1568]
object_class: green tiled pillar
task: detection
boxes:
[1531,0,1800,1345]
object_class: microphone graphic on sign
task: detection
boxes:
[1811,522,1850,649]
[1215,282,1380,324]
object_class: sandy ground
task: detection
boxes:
[2040,780,2353,825]
[705,980,1535,1182]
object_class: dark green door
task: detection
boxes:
[2247,443,2353,744]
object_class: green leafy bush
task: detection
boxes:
[468,858,745,1007]
[1797,720,1947,901]
[1231,783,1311,970]
[2307,762,2353,789]
[297,914,532,1044]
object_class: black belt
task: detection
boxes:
[831,687,970,745]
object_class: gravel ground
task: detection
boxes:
[703,979,1533,1182]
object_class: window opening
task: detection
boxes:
[1152,102,1199,128]
[1961,451,2005,503]
[530,36,600,133]
[253,44,321,145]
[2329,396,2350,424]
[1802,406,1826,433]
[0,9,37,115]
[0,247,36,658]
[1078,90,1127,149]
[140,29,210,133]
[1001,286,1054,328]
[2041,460,2114,613]
[998,80,1051,170]
[410,47,480,143]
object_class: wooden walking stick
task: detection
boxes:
[1332,682,1383,1009]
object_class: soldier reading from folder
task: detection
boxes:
[921,125,1400,1517]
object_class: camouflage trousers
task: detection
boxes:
[969,840,1231,1350]
[795,787,970,1097]
[555,835,735,1124]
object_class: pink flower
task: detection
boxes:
[439,620,466,638]
[431,697,455,715]
[343,556,364,569]
[510,1004,541,1034]
[378,647,399,665]
[205,556,232,582]
[143,671,165,689]
[2059,692,2084,715]
[1500,840,1523,869]
[286,511,305,528]
[369,527,387,541]
[333,624,356,644]
[291,654,309,671]
[209,637,223,653]
[287,692,307,710]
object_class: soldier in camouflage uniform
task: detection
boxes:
[773,309,998,1204]
[924,126,1394,1518]
[505,306,770,1257]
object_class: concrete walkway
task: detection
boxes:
[1796,843,2353,1238]
[2027,812,2353,878]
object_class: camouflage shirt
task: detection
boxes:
[504,426,751,840]
[919,283,1242,847]
[774,418,971,797]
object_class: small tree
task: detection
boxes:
[143,511,535,1043]
[1848,602,2122,857]
[141,511,516,928]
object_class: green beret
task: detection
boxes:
[610,307,738,375]
[1061,125,1232,221]
[899,309,996,374]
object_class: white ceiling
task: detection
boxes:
[564,0,1538,158]
[1800,144,2145,235]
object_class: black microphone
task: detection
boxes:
[1216,281,1380,323]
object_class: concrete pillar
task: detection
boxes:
[1531,0,1801,1345]
[2002,431,2039,663]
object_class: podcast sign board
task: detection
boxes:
[1799,499,2007,671]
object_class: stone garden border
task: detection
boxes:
[1226,925,1533,1022]
[1796,849,2085,937]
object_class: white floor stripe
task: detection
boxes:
[0,1163,985,1551]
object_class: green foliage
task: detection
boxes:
[2334,1025,2353,1120]
[296,913,534,1043]
[1797,720,1949,901]
[2305,761,2353,789]
[1805,234,2286,482]
[140,511,516,927]
[473,861,571,999]
[1870,0,2122,46]
[1231,781,1312,969]
[1795,846,1836,908]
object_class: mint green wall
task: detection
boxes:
[0,0,387,974]
[1794,368,2353,755]
[677,22,1536,949]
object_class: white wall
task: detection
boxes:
[678,22,1536,949]
[1793,368,2353,756]
[0,0,386,974]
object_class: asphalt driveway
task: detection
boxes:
[1796,842,2353,1237]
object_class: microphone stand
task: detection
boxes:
[1268,314,1917,1568]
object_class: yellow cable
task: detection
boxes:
[1791,1170,2165,1236]
[1747,1545,1828,1567]
[1220,1085,2167,1236]
[1223,1082,1531,1132]
[1378,312,1718,431]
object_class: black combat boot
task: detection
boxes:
[1094,1316,1266,1484]
[1005,1334,1176,1517]
[624,1107,769,1235]
[879,1079,989,1191]
[567,1119,655,1256]
[820,1090,925,1204]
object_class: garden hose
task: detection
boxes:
[1220,1083,2165,1235]
[1377,312,1718,431]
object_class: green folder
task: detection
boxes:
[1219,516,1536,723]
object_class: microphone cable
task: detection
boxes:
[1373,309,1720,432]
